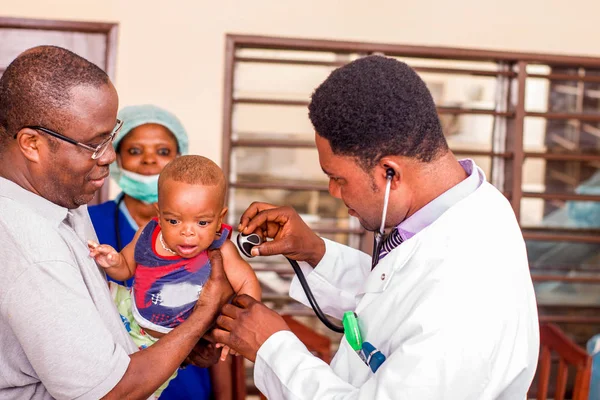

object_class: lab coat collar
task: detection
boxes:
[358,160,486,296]
[358,235,420,295]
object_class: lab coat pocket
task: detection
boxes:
[332,336,372,388]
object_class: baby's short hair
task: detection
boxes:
[159,155,226,202]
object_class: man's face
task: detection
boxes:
[33,83,118,209]
[315,133,385,232]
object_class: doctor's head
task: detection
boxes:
[0,45,119,209]
[309,55,450,231]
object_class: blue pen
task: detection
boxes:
[362,341,386,373]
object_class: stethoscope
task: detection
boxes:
[237,168,396,333]
[114,194,126,252]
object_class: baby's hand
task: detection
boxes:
[88,240,120,269]
[215,343,236,361]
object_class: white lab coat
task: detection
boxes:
[253,181,539,399]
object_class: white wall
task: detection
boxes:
[3,0,600,174]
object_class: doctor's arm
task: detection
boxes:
[213,296,487,400]
[238,202,371,317]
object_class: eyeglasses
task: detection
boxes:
[15,119,123,160]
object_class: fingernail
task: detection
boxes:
[251,247,259,257]
[237,224,243,232]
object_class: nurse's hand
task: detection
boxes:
[211,294,290,362]
[238,202,326,267]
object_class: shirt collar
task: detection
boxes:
[0,176,69,227]
[396,159,484,241]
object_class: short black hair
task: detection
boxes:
[158,155,226,205]
[308,55,448,170]
[0,45,109,149]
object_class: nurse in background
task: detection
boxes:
[89,104,231,400]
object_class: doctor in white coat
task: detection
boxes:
[212,55,540,399]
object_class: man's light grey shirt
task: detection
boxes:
[0,177,137,400]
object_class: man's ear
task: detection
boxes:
[378,157,401,189]
[15,128,43,163]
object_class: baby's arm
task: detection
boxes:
[220,240,262,301]
[88,225,143,281]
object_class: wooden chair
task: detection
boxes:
[533,323,592,400]
[258,315,332,399]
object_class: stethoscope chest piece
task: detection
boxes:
[236,233,262,258]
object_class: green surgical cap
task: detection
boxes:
[110,104,189,183]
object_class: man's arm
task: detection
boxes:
[103,306,218,399]
[3,248,232,400]
[3,259,133,400]
[102,249,234,400]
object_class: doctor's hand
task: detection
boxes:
[195,249,234,319]
[238,202,326,267]
[211,294,290,362]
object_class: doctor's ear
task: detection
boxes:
[378,159,401,187]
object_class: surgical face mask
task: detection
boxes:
[118,169,159,204]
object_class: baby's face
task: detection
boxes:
[157,180,226,258]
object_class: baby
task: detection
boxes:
[89,155,261,395]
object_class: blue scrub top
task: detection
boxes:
[88,196,136,286]
[88,196,212,400]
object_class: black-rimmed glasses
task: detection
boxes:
[15,119,123,160]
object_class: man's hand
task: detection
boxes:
[184,338,221,368]
[212,294,290,362]
[238,202,326,267]
[195,249,234,319]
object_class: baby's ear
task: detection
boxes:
[219,207,228,220]
[154,204,162,226]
